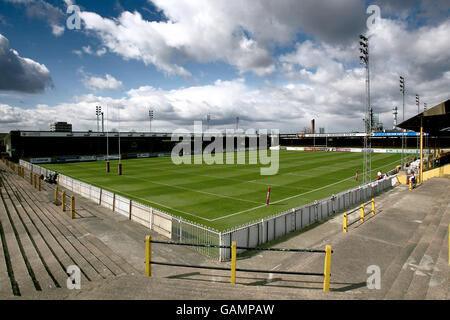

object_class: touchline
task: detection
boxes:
[171,121,280,175]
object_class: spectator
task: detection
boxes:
[409,171,416,187]
[377,171,382,180]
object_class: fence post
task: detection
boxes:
[129,200,132,220]
[54,186,59,205]
[231,241,237,284]
[360,204,365,222]
[70,196,75,219]
[62,191,66,211]
[145,235,151,277]
[323,245,332,292]
[343,213,348,233]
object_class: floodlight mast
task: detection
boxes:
[118,105,122,176]
[96,106,102,132]
[359,34,371,185]
[106,105,110,173]
[416,94,420,151]
[149,109,154,132]
[400,76,406,168]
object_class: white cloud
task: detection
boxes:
[51,24,65,37]
[82,73,123,91]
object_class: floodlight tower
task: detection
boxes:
[96,106,102,132]
[400,76,406,168]
[106,105,110,173]
[149,109,154,132]
[118,105,122,176]
[359,34,371,184]
[424,102,427,112]
[416,94,420,150]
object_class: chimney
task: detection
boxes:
[311,119,315,134]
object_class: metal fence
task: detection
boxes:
[218,175,396,260]
[19,160,396,261]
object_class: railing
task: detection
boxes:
[144,235,333,292]
[343,198,375,233]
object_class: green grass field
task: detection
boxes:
[42,151,403,231]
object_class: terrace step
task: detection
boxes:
[383,187,448,299]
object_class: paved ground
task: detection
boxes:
[1,162,448,300]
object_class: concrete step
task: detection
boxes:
[0,187,37,296]
[35,274,354,300]
[403,199,449,299]
[382,201,443,299]
[10,174,138,277]
[384,198,447,299]
[425,203,450,300]
[2,187,58,292]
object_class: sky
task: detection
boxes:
[0,0,449,133]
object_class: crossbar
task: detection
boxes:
[149,240,329,253]
[150,261,324,277]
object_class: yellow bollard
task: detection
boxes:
[371,198,375,216]
[70,196,75,219]
[231,241,237,284]
[323,245,332,292]
[343,213,348,233]
[360,204,365,222]
[34,174,37,189]
[62,191,66,212]
[145,235,151,277]
[54,186,59,205]
[409,180,412,190]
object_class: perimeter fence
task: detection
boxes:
[19,159,396,261]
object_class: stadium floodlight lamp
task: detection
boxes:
[359,34,368,41]
[149,109,154,132]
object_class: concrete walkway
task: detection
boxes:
[1,161,448,300]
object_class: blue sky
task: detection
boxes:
[0,0,449,133]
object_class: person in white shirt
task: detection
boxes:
[377,171,382,180]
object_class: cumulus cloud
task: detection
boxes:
[2,1,449,134]
[82,73,123,91]
[75,0,369,77]
[0,34,53,93]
